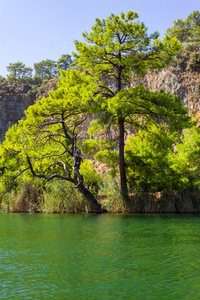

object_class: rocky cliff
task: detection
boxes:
[0,83,33,143]
[131,53,200,120]
[0,78,59,143]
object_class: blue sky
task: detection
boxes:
[0,0,199,77]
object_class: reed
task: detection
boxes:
[1,181,42,213]
[99,177,200,213]
[41,180,91,213]
[1,177,200,213]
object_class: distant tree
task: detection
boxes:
[167,11,200,44]
[21,67,33,78]
[57,54,72,71]
[188,10,200,42]
[6,62,33,79]
[34,60,57,78]
[167,19,190,43]
[0,76,6,83]
[6,74,16,84]
[189,52,200,71]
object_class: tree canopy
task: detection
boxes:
[57,54,72,71]
[74,11,183,199]
[0,69,102,211]
[7,62,33,79]
[167,10,200,44]
[34,59,57,79]
[125,123,199,192]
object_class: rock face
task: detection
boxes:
[35,77,58,101]
[131,54,200,120]
[0,83,33,143]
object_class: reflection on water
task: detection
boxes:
[0,213,200,299]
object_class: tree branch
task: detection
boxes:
[27,157,74,183]
[37,151,68,160]
[16,167,30,178]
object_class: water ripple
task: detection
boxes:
[0,213,200,299]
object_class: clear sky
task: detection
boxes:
[0,0,199,77]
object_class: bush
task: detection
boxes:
[180,42,200,54]
[189,53,200,71]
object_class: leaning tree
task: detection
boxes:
[0,69,103,212]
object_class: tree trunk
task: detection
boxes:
[118,117,129,201]
[27,156,104,213]
[77,182,104,212]
[117,64,129,201]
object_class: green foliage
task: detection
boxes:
[87,86,191,178]
[74,11,182,198]
[41,180,90,213]
[80,139,100,155]
[171,126,200,186]
[106,87,189,130]
[167,19,190,43]
[0,75,6,83]
[94,150,119,176]
[125,124,200,192]
[125,125,179,192]
[167,10,200,44]
[74,11,181,80]
[0,177,91,213]
[7,62,33,79]
[1,11,198,212]
[0,69,102,210]
[27,77,49,98]
[180,41,200,53]
[99,177,125,212]
[0,177,44,212]
[34,59,57,78]
[189,53,200,71]
[79,160,102,195]
[80,138,119,176]
[6,74,16,84]
[177,56,188,69]
[57,54,72,71]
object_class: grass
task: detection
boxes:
[1,177,200,213]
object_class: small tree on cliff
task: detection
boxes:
[0,69,102,212]
[57,54,72,71]
[34,59,57,79]
[7,62,33,79]
[167,11,200,45]
[74,11,183,200]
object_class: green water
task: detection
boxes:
[0,213,200,299]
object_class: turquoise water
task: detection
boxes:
[0,213,200,299]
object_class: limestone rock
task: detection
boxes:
[0,83,33,143]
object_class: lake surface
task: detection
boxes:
[0,213,200,299]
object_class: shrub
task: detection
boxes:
[189,53,200,71]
